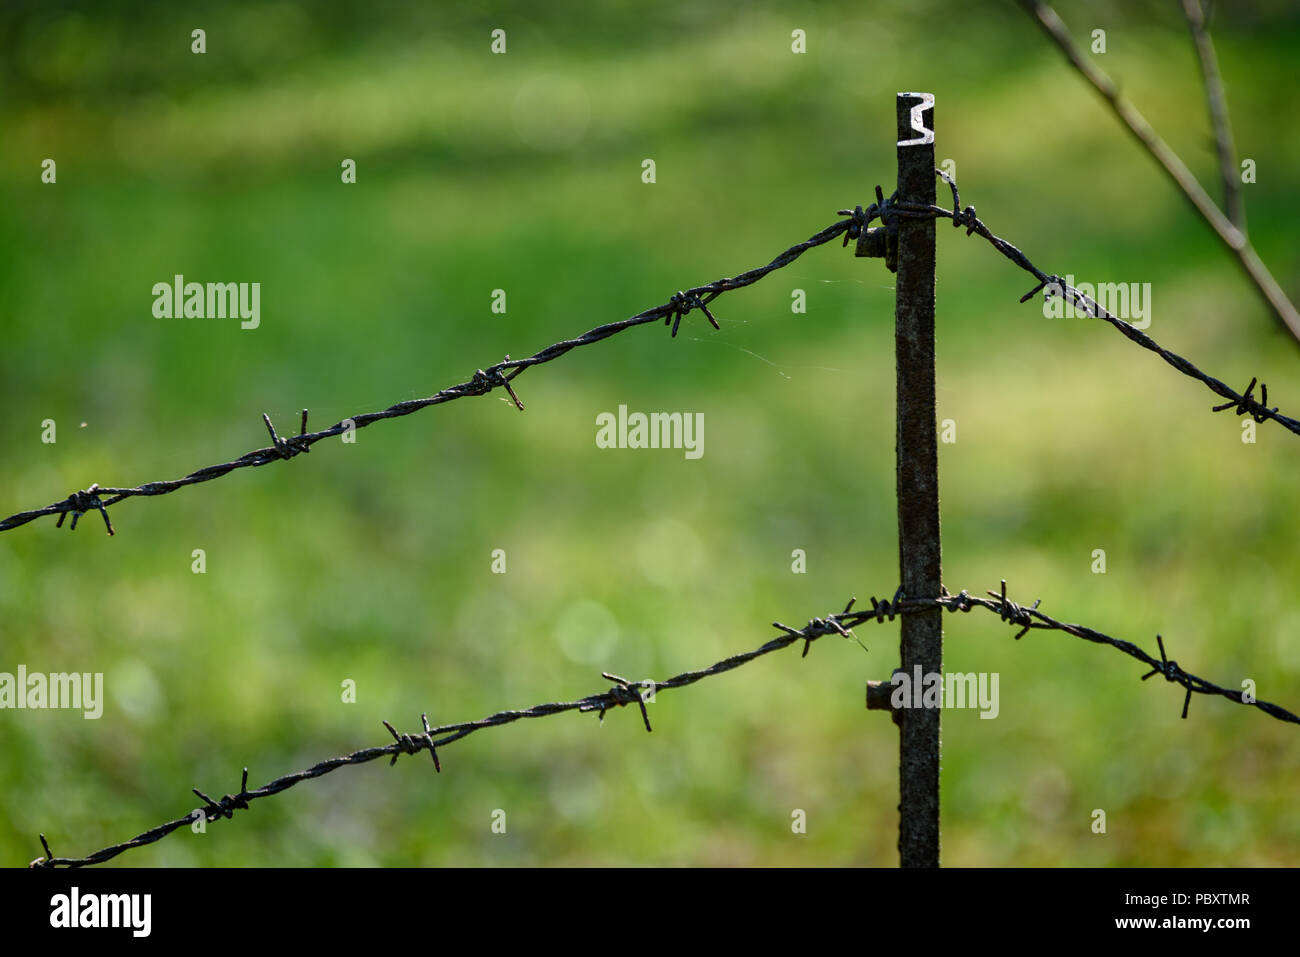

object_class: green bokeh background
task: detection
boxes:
[1,0,1297,866]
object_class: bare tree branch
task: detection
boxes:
[1182,0,1244,230]
[1018,0,1300,344]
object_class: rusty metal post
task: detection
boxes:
[894,91,942,868]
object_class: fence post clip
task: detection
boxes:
[866,669,904,726]
[852,188,899,272]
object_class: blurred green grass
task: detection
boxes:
[1,0,1298,866]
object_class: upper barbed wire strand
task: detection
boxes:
[883,168,1299,436]
[0,215,854,535]
[6,176,1295,538]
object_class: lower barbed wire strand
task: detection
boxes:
[28,600,860,868]
[29,584,1298,868]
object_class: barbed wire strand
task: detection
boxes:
[29,584,1297,868]
[28,600,867,868]
[8,181,1295,538]
[0,215,854,536]
[915,581,1298,725]
[846,171,1300,437]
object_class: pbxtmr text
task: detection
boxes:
[1125,893,1250,908]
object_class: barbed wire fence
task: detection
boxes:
[18,156,1299,863]
[15,11,1300,867]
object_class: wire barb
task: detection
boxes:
[986,579,1042,639]
[938,585,974,613]
[1140,634,1195,719]
[28,833,55,869]
[868,587,905,623]
[665,290,721,338]
[261,411,312,462]
[190,766,254,823]
[589,673,654,731]
[383,717,439,767]
[472,357,526,411]
[839,204,871,246]
[934,167,979,235]
[53,484,114,536]
[1211,376,1276,423]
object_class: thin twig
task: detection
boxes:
[1182,0,1244,230]
[1017,0,1300,343]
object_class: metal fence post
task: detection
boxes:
[894,91,942,868]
